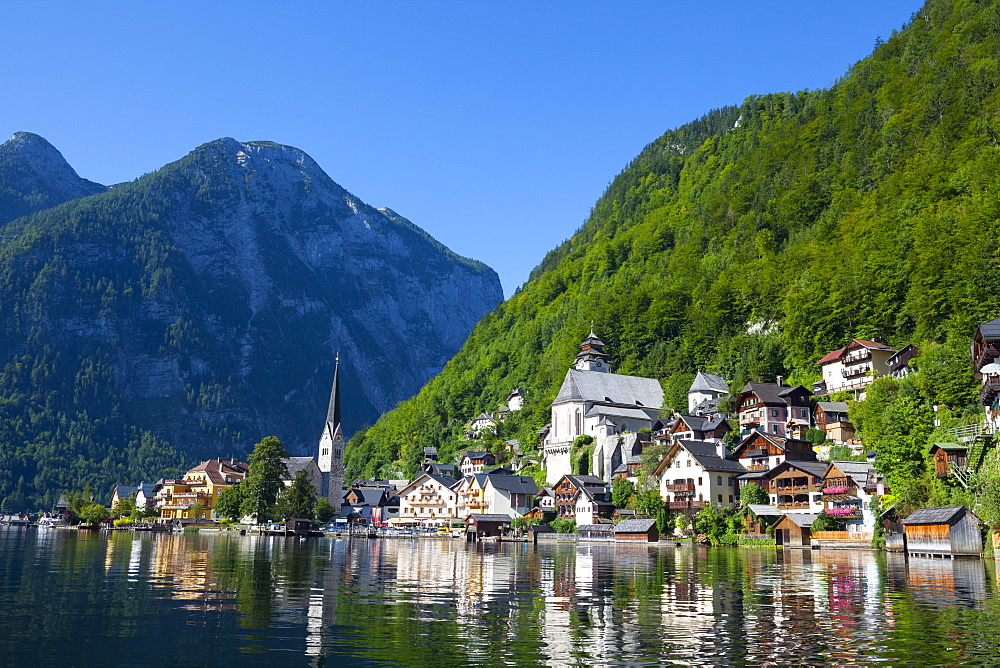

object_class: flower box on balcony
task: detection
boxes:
[822,487,849,494]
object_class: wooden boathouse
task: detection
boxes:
[902,506,983,557]
[613,519,659,542]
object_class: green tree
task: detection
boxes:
[811,512,838,532]
[314,496,336,523]
[611,478,634,508]
[275,470,317,520]
[215,483,245,522]
[111,496,135,519]
[549,516,576,533]
[633,488,664,517]
[241,436,290,524]
[78,503,109,525]
[189,503,205,521]
[740,482,768,506]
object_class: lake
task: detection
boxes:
[1,526,998,665]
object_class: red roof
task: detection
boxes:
[850,338,895,351]
[816,339,897,366]
[815,348,844,365]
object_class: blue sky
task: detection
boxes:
[2,1,919,296]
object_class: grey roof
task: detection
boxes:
[777,460,829,478]
[740,382,809,406]
[614,519,657,533]
[677,440,747,474]
[283,457,317,476]
[468,514,512,522]
[554,368,664,408]
[830,461,875,488]
[424,463,458,476]
[347,487,387,506]
[405,472,458,491]
[137,482,159,496]
[563,474,608,488]
[689,371,729,394]
[747,504,781,516]
[738,470,770,480]
[978,317,1000,340]
[112,484,138,498]
[782,513,818,528]
[578,524,614,532]
[902,506,978,526]
[484,475,539,495]
[462,451,493,461]
[585,405,654,420]
[528,523,554,533]
[423,446,438,455]
[676,414,708,431]
[817,402,850,414]
[615,509,637,516]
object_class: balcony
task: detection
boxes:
[747,464,769,472]
[974,345,1000,373]
[842,365,872,379]
[776,502,811,510]
[981,378,1000,406]
[666,483,695,494]
[669,501,707,510]
[843,349,872,363]
[825,506,862,518]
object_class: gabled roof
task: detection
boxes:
[886,344,920,367]
[283,457,318,477]
[902,506,978,526]
[397,472,458,496]
[816,401,850,414]
[554,368,663,408]
[462,451,494,461]
[467,514,512,523]
[675,440,747,474]
[484,475,539,495]
[845,338,896,353]
[346,487,388,506]
[771,459,829,478]
[747,504,781,516]
[827,460,876,488]
[816,348,845,365]
[781,513,818,528]
[689,371,728,394]
[112,484,137,498]
[614,519,657,533]
[675,414,708,432]
[189,459,250,485]
[578,524,614,532]
[977,317,1000,341]
[739,382,809,406]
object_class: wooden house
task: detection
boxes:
[814,339,898,396]
[822,461,878,533]
[745,504,781,535]
[814,402,854,443]
[762,460,828,513]
[774,513,815,547]
[736,382,812,438]
[902,506,983,557]
[928,443,969,479]
[578,524,615,542]
[613,518,659,542]
[465,513,510,539]
[886,344,920,379]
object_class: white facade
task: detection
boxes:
[396,474,458,526]
[656,445,741,509]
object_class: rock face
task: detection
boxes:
[0,132,107,224]
[0,136,502,458]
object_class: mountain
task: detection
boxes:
[0,132,106,224]
[346,0,998,480]
[0,137,501,509]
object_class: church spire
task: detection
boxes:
[574,329,611,372]
[326,353,341,429]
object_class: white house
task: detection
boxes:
[395,472,459,527]
[815,338,898,396]
[687,371,729,414]
[542,331,664,484]
[654,440,746,511]
[506,389,524,412]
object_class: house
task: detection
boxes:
[759,460,828,513]
[654,439,746,511]
[745,504,782,535]
[731,431,818,477]
[821,460,879,533]
[466,414,498,439]
[929,443,969,479]
[687,371,729,415]
[482,474,538,517]
[902,506,983,557]
[110,484,137,508]
[814,402,854,443]
[887,344,920,379]
[614,518,659,542]
[465,513,510,539]
[156,459,250,521]
[666,414,732,444]
[612,508,642,521]
[974,317,1000,432]
[134,481,161,510]
[282,457,322,492]
[422,447,438,465]
[459,451,496,476]
[343,487,390,523]
[774,514,815,546]
[525,487,556,521]
[736,381,812,438]
[424,462,459,478]
[506,389,524,412]
[395,472,459,527]
[542,331,664,484]
[814,339,898,396]
[578,524,615,542]
[552,474,613,525]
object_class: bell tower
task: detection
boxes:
[317,354,344,504]
[574,329,611,372]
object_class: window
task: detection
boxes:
[729,495,734,503]
[771,424,780,433]
[801,409,808,419]
[717,494,723,503]
[771,409,778,418]
[716,476,722,486]
[322,448,329,456]
[697,477,702,486]
[728,477,734,487]
[686,459,692,467]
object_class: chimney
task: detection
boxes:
[716,441,727,460]
[776,375,784,386]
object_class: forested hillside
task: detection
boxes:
[346,0,1000,481]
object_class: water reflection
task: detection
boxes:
[2,527,1000,665]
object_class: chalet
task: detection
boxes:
[422,446,438,465]
[506,389,524,412]
[732,431,818,477]
[814,338,898,396]
[774,513,815,547]
[578,524,615,542]
[612,508,642,521]
[395,472,459,527]
[654,439,746,511]
[614,518,659,542]
[687,371,729,416]
[575,486,615,525]
[667,414,732,444]
[736,381,811,438]
[814,402,854,444]
[525,487,557,521]
[886,344,920,379]
[902,506,983,557]
[552,474,613,525]
[459,451,496,476]
[343,487,390,523]
[822,461,879,533]
[745,504,782,535]
[759,460,828,513]
[542,331,663,484]
[929,443,968,479]
[156,459,250,521]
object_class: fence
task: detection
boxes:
[811,531,873,541]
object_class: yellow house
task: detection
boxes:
[157,459,249,521]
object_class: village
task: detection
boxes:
[30,318,1000,559]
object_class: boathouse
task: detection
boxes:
[578,524,614,542]
[774,514,815,547]
[465,513,509,539]
[613,518,659,542]
[902,506,983,557]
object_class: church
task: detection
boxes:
[541,332,664,484]
[317,355,345,503]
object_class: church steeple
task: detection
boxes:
[317,353,345,503]
[574,329,611,372]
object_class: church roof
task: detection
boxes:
[283,457,317,477]
[554,368,663,408]
[689,371,728,394]
[584,405,653,420]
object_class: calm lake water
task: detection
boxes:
[1,527,999,666]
